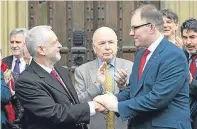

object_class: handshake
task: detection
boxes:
[93,92,119,114]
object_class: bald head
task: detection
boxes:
[92,27,117,43]
[92,27,118,62]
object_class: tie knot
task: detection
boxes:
[15,59,20,64]
[51,70,58,77]
[107,64,111,69]
[143,49,150,57]
[192,55,197,61]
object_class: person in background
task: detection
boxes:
[74,26,133,129]
[3,28,29,75]
[181,18,197,129]
[2,28,30,129]
[161,9,183,48]
[1,48,12,129]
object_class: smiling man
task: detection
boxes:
[15,25,107,129]
[3,28,28,74]
[181,18,197,129]
[94,4,191,129]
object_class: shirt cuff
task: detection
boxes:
[88,101,96,116]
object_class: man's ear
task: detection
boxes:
[36,46,46,56]
[92,43,96,54]
[175,22,179,30]
[149,24,156,34]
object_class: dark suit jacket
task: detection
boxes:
[185,51,197,128]
[2,55,13,69]
[117,37,191,129]
[15,60,90,129]
[185,51,197,95]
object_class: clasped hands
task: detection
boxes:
[93,92,119,114]
[94,61,125,113]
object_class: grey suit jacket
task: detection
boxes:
[74,58,133,129]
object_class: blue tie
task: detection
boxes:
[13,59,20,74]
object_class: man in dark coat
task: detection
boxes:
[15,25,106,129]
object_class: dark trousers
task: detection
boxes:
[192,114,197,129]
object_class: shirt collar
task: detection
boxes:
[189,54,197,60]
[98,58,115,67]
[170,40,176,44]
[37,63,53,73]
[13,56,24,62]
[147,35,164,53]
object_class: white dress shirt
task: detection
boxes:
[144,35,164,70]
[11,56,27,73]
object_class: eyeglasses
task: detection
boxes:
[130,23,151,31]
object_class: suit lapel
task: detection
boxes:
[184,50,190,63]
[114,58,123,93]
[3,55,13,69]
[133,37,167,96]
[138,50,160,85]
[55,64,80,103]
[89,59,99,84]
[30,60,71,98]
[130,50,144,97]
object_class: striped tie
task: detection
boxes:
[104,64,115,129]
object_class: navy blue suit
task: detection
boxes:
[117,37,191,129]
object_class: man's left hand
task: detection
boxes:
[93,93,118,112]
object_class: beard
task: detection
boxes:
[47,52,61,64]
[54,52,61,62]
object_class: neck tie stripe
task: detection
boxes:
[138,49,150,80]
[104,64,115,129]
[190,55,197,77]
[50,70,76,104]
[13,59,20,74]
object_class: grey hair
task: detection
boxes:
[134,4,164,32]
[25,25,53,58]
[10,28,28,42]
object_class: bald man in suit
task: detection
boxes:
[74,27,133,129]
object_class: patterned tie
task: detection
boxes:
[190,55,197,77]
[138,49,150,80]
[13,59,20,74]
[50,70,76,104]
[104,64,115,129]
